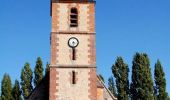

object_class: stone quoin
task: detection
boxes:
[27,0,117,100]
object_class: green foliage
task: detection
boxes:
[98,74,105,83]
[34,57,44,87]
[130,53,154,100]
[154,60,168,100]
[0,55,169,100]
[12,80,22,100]
[167,95,170,100]
[108,76,117,97]
[45,62,50,74]
[112,57,129,100]
[1,73,13,100]
[20,62,33,99]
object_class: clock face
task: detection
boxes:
[68,37,79,48]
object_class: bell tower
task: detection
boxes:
[49,0,97,99]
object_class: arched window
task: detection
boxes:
[70,8,78,27]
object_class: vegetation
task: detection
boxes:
[20,63,33,99]
[0,54,169,99]
[130,53,154,100]
[167,96,170,100]
[154,60,168,100]
[1,74,13,100]
[34,57,44,87]
[12,80,22,100]
[112,57,129,100]
[45,62,50,74]
[98,74,105,83]
[108,76,117,97]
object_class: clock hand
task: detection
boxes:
[72,41,75,46]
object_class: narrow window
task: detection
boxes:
[72,48,76,60]
[70,8,78,27]
[72,71,76,84]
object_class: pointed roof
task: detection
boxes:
[97,76,117,100]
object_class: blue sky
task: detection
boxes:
[0,0,170,94]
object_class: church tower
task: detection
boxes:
[49,0,97,100]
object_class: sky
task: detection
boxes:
[0,0,170,94]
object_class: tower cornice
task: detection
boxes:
[51,0,96,3]
[51,32,96,35]
[50,65,96,68]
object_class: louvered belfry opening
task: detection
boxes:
[70,8,78,27]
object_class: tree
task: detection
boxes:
[167,95,170,100]
[98,74,105,83]
[1,73,13,100]
[20,62,33,99]
[112,57,129,100]
[130,53,154,100]
[108,76,117,97]
[154,60,168,100]
[45,62,50,75]
[34,57,44,87]
[12,80,22,100]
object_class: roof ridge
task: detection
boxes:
[97,76,117,100]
